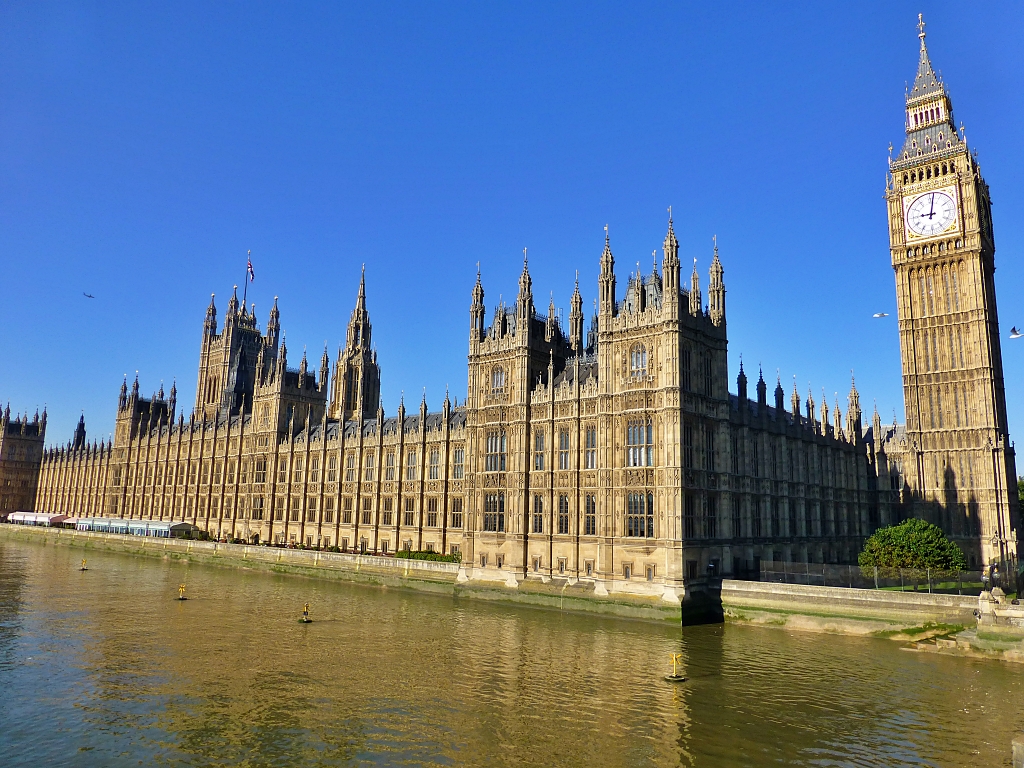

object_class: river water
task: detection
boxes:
[0,540,1021,767]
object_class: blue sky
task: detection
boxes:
[1,2,1022,448]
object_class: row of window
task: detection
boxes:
[111,447,469,489]
[486,492,646,538]
[901,158,955,185]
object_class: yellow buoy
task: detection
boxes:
[665,652,686,682]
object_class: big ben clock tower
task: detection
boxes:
[886,15,1018,567]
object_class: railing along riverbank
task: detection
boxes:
[757,559,1019,596]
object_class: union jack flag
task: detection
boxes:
[247,250,255,282]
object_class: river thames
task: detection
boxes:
[0,540,1021,767]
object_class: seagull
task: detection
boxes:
[83,292,95,299]
[1010,326,1022,339]
[872,312,889,318]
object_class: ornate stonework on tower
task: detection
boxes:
[884,16,1019,565]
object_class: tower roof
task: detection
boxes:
[909,15,942,101]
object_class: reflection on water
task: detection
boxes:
[0,540,1021,767]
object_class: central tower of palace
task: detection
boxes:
[884,16,1019,564]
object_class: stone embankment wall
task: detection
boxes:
[0,524,979,633]
[721,579,978,636]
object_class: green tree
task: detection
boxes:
[858,518,966,570]
[1017,476,1024,508]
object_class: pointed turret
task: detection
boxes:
[806,386,815,427]
[662,210,680,314]
[319,343,330,390]
[846,375,862,444]
[517,249,534,329]
[896,14,960,161]
[833,396,844,439]
[204,294,217,336]
[131,373,139,400]
[168,380,177,420]
[568,271,584,352]
[598,226,616,317]
[790,377,801,420]
[119,375,128,411]
[708,237,725,327]
[470,264,486,343]
[689,259,701,316]
[872,403,883,447]
[227,285,239,320]
[820,391,829,435]
[756,366,767,408]
[774,373,785,415]
[72,413,86,449]
[737,359,748,403]
[267,296,280,349]
[346,266,372,351]
[545,292,558,341]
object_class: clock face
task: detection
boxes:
[906,190,957,237]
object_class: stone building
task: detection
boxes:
[29,18,1020,587]
[0,406,46,514]
[880,16,1019,567]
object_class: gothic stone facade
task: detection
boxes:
[0,407,46,515]
[31,21,1019,587]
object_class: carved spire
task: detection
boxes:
[599,225,616,317]
[689,258,701,316]
[517,248,533,324]
[569,271,584,352]
[204,294,217,336]
[470,262,485,342]
[708,235,725,326]
[790,376,801,420]
[267,296,280,348]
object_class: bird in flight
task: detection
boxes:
[83,292,95,299]
[872,312,888,318]
[1010,326,1022,339]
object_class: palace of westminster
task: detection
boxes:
[2,20,1019,589]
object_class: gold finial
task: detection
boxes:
[713,234,718,253]
[604,223,609,242]
[667,205,672,222]
[917,13,925,40]
[523,247,528,266]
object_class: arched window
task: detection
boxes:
[630,344,647,378]
[626,493,654,538]
[485,431,507,472]
[484,492,505,532]
[490,366,505,395]
[626,418,654,467]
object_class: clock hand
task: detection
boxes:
[927,193,935,218]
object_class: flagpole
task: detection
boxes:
[243,249,250,308]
